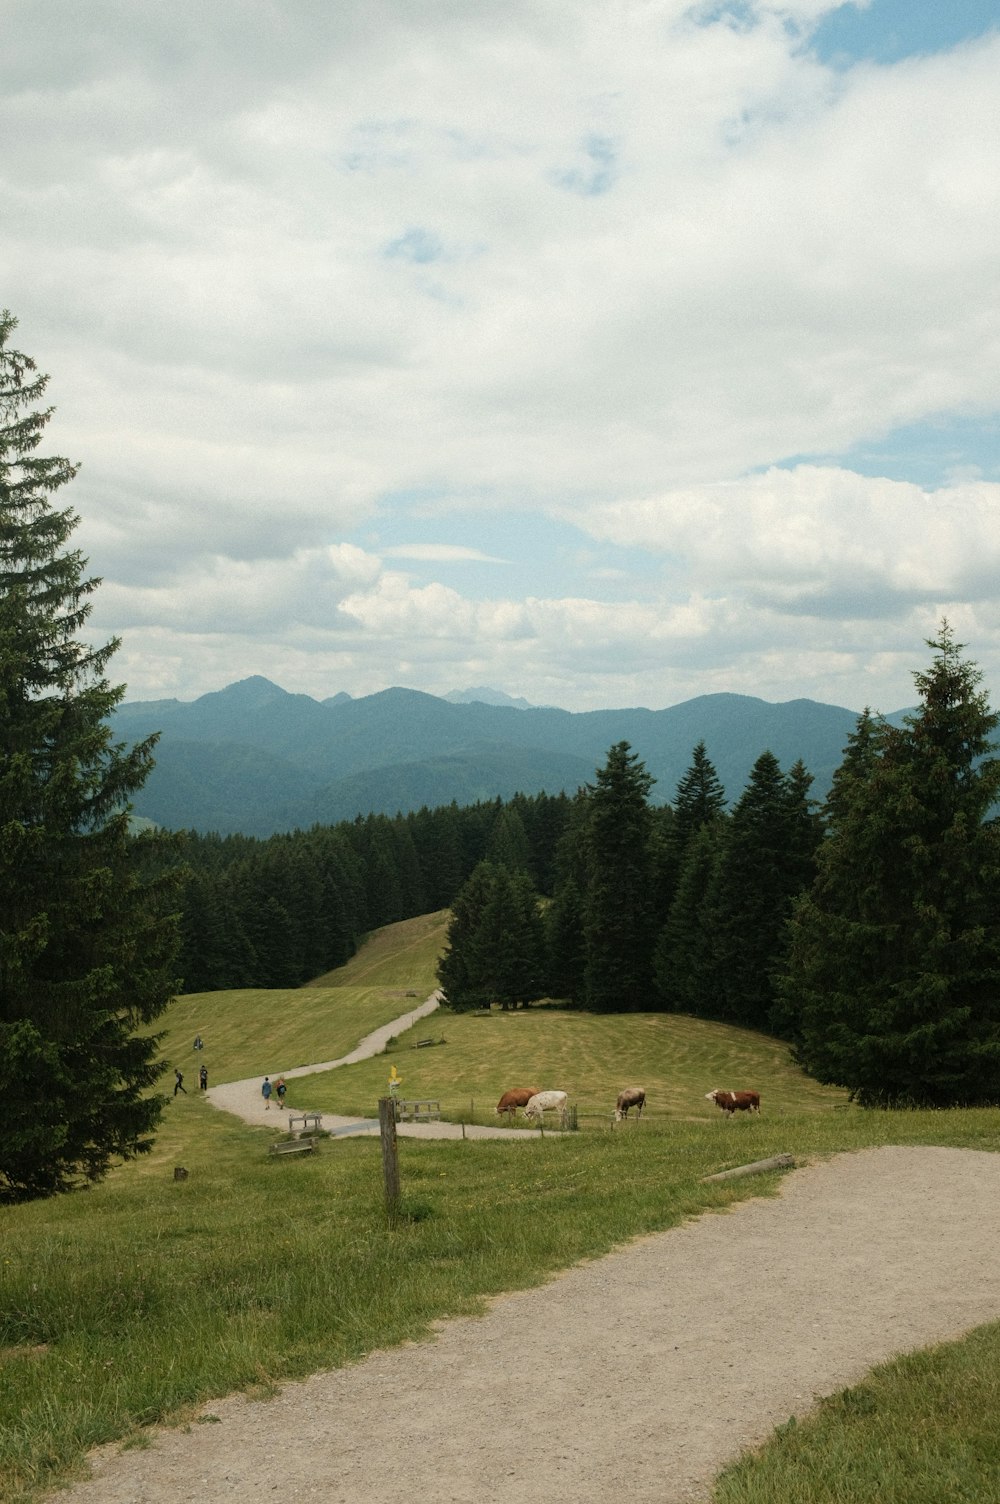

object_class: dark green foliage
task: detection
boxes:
[437,861,547,1010]
[670,740,727,853]
[654,816,726,1013]
[779,627,1000,1106]
[583,741,657,1011]
[545,875,586,1004]
[486,803,531,874]
[0,310,182,1202]
[699,751,821,1030]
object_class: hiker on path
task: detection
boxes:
[174,1069,187,1096]
[199,1064,208,1091]
[276,1077,287,1108]
[261,1076,272,1109]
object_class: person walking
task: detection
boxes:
[199,1064,208,1091]
[275,1077,287,1109]
[174,1069,187,1096]
[261,1076,272,1110]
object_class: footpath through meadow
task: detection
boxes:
[51,1001,1000,1504]
[205,990,550,1139]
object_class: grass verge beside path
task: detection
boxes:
[714,1320,1000,1504]
[5,1103,1000,1504]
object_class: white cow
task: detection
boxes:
[523,1090,569,1128]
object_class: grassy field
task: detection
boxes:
[4,912,1000,1504]
[161,910,448,1085]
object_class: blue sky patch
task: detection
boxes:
[775,414,1000,488]
[810,0,1000,67]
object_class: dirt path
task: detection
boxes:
[59,1144,1000,1504]
[205,990,560,1140]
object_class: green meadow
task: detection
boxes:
[4,912,1000,1504]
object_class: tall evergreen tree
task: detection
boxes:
[583,741,656,1011]
[0,311,181,1202]
[653,815,726,1014]
[486,803,532,874]
[545,790,591,1004]
[437,861,545,1010]
[779,626,1000,1105]
[671,741,727,855]
[700,750,815,1030]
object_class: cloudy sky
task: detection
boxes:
[4,0,1000,712]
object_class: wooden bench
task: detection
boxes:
[394,1099,442,1123]
[269,1138,316,1157]
[287,1113,323,1135]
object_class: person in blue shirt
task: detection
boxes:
[261,1076,272,1110]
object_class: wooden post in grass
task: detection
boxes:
[378,1097,401,1214]
[701,1153,794,1183]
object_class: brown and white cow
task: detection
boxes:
[495,1086,542,1119]
[614,1086,646,1122]
[705,1089,760,1116]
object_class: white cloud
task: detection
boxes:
[381,544,508,564]
[570,467,1000,611]
[5,1,1000,714]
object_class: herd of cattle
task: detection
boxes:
[493,1084,761,1125]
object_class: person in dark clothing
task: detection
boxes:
[199,1064,208,1091]
[174,1069,187,1096]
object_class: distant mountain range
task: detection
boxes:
[111,676,909,838]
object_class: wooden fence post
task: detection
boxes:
[378,1096,401,1215]
[701,1153,795,1183]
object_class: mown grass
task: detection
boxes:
[159,910,448,1085]
[318,1003,849,1125]
[714,1322,1000,1504]
[4,912,1000,1504]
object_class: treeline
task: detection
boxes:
[439,739,821,1032]
[441,625,1000,1108]
[172,793,573,991]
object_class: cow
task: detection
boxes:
[614,1086,646,1122]
[495,1086,542,1120]
[705,1089,760,1116]
[522,1090,569,1128]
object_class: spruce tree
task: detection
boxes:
[700,750,816,1030]
[437,861,546,1010]
[779,626,1000,1105]
[671,741,727,855]
[583,741,656,1011]
[545,791,591,1004]
[0,310,181,1202]
[653,816,726,1014]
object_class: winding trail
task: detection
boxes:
[205,990,550,1140]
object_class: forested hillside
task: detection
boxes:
[112,675,893,836]
[159,630,1000,1111]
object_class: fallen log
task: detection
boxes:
[701,1152,795,1183]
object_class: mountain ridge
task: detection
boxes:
[112,678,908,837]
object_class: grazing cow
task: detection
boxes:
[495,1086,542,1119]
[705,1089,760,1116]
[522,1090,569,1127]
[614,1086,646,1122]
